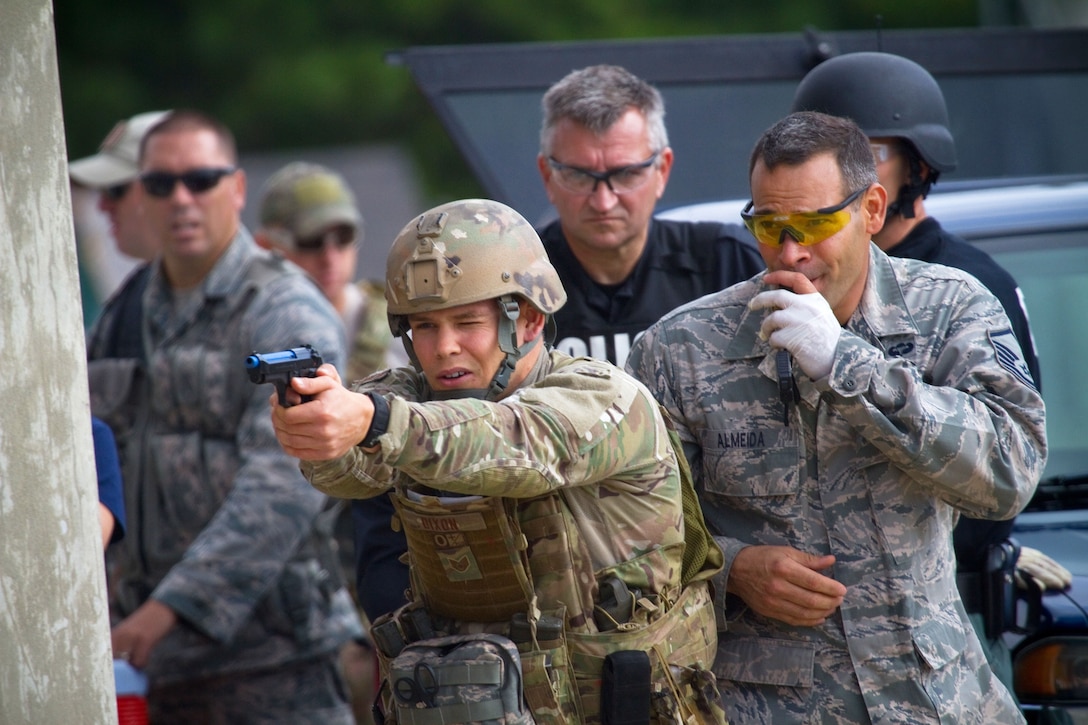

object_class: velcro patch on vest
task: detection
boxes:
[400,511,489,581]
[399,511,487,532]
[437,546,484,581]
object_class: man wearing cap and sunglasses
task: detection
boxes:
[627,111,1045,723]
[70,110,172,264]
[256,162,408,384]
[86,109,361,723]
[70,111,171,561]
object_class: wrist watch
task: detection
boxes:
[358,392,390,448]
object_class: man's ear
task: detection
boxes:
[862,183,888,236]
[520,305,547,342]
[918,158,933,182]
[654,146,675,199]
[537,154,556,204]
[230,168,247,213]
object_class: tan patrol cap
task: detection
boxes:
[258,162,362,250]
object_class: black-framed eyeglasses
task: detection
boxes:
[546,152,659,195]
[139,167,236,198]
[295,224,357,253]
[102,183,131,201]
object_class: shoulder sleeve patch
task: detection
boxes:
[988,327,1037,390]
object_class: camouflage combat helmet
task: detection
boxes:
[385,198,567,399]
[791,52,956,217]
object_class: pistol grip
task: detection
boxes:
[274,381,291,408]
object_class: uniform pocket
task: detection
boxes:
[713,636,814,687]
[88,357,144,431]
[912,617,966,672]
[699,427,802,497]
[699,427,802,523]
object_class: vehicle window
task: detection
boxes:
[945,73,1088,180]
[987,236,1088,480]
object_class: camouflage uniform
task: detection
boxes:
[304,349,686,626]
[626,245,1047,725]
[87,229,360,721]
[303,349,722,724]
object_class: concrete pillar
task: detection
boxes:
[0,1,117,722]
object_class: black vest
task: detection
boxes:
[540,218,764,365]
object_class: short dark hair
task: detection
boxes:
[749,111,877,199]
[139,109,237,166]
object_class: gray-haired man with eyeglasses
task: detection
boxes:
[536,64,764,366]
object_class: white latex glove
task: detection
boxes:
[749,289,841,379]
[1016,546,1073,591]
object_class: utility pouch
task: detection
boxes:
[982,538,1020,639]
[386,632,535,725]
[567,582,725,725]
[511,609,582,725]
[601,651,651,725]
[371,601,436,659]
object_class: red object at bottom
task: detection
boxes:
[116,694,148,725]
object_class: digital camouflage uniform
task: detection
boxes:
[627,244,1047,725]
[87,229,360,721]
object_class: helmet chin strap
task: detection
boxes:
[887,150,936,220]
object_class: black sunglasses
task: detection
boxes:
[140,167,236,198]
[295,224,357,253]
[102,182,131,201]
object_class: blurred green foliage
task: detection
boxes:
[54,0,979,202]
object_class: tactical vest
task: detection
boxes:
[370,413,727,725]
[542,218,763,366]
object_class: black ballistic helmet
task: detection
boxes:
[791,52,957,173]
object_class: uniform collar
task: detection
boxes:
[854,243,921,339]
